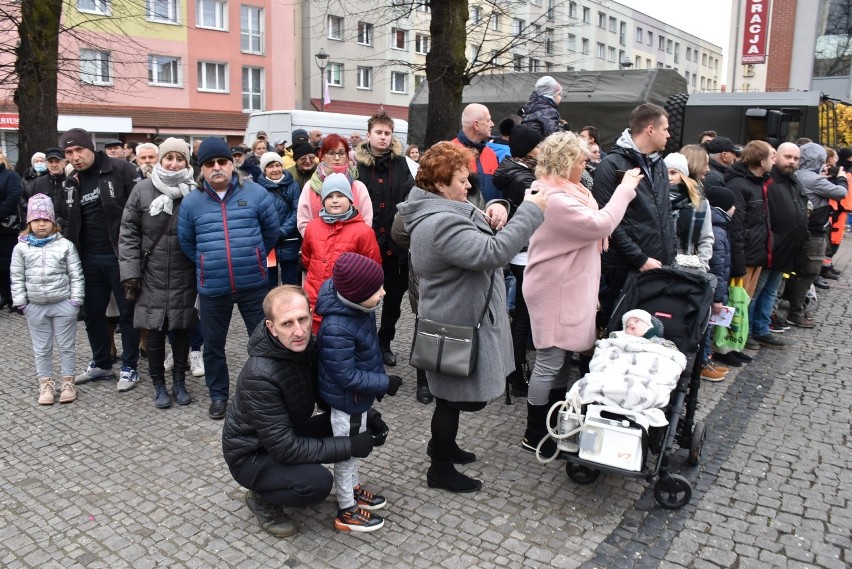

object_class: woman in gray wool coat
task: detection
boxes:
[119,138,198,409]
[397,141,547,493]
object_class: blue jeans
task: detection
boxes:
[81,253,139,370]
[748,269,782,337]
[199,286,267,401]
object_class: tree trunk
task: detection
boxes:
[424,0,468,147]
[13,0,62,177]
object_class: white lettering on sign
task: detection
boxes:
[741,0,767,64]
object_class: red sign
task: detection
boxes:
[0,113,19,130]
[742,0,768,64]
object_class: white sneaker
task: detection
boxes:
[164,351,174,372]
[190,350,205,377]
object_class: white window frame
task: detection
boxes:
[241,5,264,54]
[241,66,263,112]
[197,61,228,92]
[636,26,643,43]
[390,71,407,94]
[647,31,653,46]
[77,0,110,15]
[490,13,500,31]
[528,58,541,72]
[472,6,481,24]
[326,62,343,87]
[147,0,179,23]
[568,1,577,19]
[597,12,606,28]
[512,18,524,36]
[686,47,692,61]
[608,16,616,33]
[197,0,227,30]
[596,42,605,60]
[581,38,590,55]
[567,34,576,52]
[148,55,182,86]
[80,49,113,86]
[328,15,343,40]
[545,29,553,56]
[607,46,616,63]
[582,7,590,24]
[391,28,408,50]
[415,33,430,55]
[357,22,373,46]
[512,54,524,72]
[414,74,426,91]
[356,66,372,90]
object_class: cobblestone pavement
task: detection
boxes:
[1,247,850,568]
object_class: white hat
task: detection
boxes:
[622,309,653,330]
[259,151,284,172]
[664,152,689,178]
[535,75,563,99]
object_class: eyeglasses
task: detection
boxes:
[203,158,230,168]
[297,155,316,162]
[325,150,348,158]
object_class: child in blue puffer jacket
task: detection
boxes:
[315,252,402,533]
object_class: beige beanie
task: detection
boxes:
[158,137,191,165]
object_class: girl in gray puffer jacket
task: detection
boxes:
[11,194,84,405]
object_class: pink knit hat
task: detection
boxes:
[27,194,55,224]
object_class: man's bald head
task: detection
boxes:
[775,142,800,175]
[461,104,494,143]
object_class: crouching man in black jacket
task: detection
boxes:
[222,285,387,537]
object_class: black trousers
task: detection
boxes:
[378,256,409,347]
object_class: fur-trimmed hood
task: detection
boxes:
[354,137,404,167]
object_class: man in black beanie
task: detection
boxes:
[285,141,317,189]
[56,128,141,391]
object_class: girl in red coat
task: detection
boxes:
[302,173,381,333]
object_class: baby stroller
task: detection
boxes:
[550,267,713,509]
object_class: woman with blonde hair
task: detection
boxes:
[665,145,714,273]
[522,132,641,457]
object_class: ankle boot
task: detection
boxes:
[415,370,433,404]
[245,490,297,537]
[426,460,482,493]
[522,403,558,457]
[153,382,171,409]
[426,439,476,464]
[59,376,77,403]
[508,362,530,397]
[172,376,192,406]
[38,377,55,405]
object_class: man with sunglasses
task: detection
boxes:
[178,138,280,419]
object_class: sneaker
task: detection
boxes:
[190,350,205,377]
[116,366,139,392]
[334,507,384,533]
[744,337,760,350]
[754,334,786,349]
[353,485,386,511]
[700,362,727,382]
[769,314,788,333]
[164,351,174,372]
[712,352,742,368]
[711,361,730,374]
[786,313,815,328]
[75,360,115,384]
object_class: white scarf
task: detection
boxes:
[149,164,196,216]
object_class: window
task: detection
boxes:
[490,50,500,65]
[685,71,690,83]
[546,0,554,21]
[702,52,707,66]
[513,54,524,71]
[491,13,500,31]
[326,62,343,87]
[415,33,430,54]
[597,12,606,28]
[358,22,373,46]
[512,18,524,36]
[647,31,653,45]
[242,66,263,111]
[581,38,590,55]
[545,29,554,56]
[568,1,577,19]
[147,0,178,23]
[197,0,227,30]
[646,58,652,68]
[608,16,616,33]
[635,55,641,68]
[582,7,590,23]
[636,26,643,43]
[148,55,181,86]
[328,15,343,40]
[686,47,692,61]
[691,74,696,87]
[619,22,626,46]
[658,36,665,50]
[701,77,706,89]
[80,49,112,85]
[197,61,227,91]
[392,28,407,50]
[674,43,680,64]
[241,5,263,54]
[417,1,430,13]
[596,42,605,59]
[567,33,576,52]
[666,39,673,53]
[78,0,109,14]
[390,71,407,93]
[356,66,372,89]
[414,74,426,91]
[528,58,541,72]
[530,0,541,6]
[657,62,664,68]
[472,6,481,23]
[471,45,480,62]
[607,46,616,62]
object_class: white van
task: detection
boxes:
[245,110,408,146]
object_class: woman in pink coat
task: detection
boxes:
[522,131,642,457]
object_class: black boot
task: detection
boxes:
[522,403,558,457]
[508,362,530,397]
[153,382,171,409]
[426,460,482,493]
[173,375,192,405]
[244,491,297,538]
[426,439,476,464]
[416,370,433,404]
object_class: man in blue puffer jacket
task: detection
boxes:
[178,137,279,419]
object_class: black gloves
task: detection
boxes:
[386,375,403,397]
[350,431,375,458]
[367,411,389,446]
[123,278,141,302]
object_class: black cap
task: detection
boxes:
[704,136,743,155]
[103,139,123,149]
[231,145,249,156]
[44,147,64,160]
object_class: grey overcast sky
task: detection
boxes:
[615,0,734,53]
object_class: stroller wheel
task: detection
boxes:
[566,462,601,484]
[688,422,707,466]
[654,474,692,509]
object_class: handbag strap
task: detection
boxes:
[475,270,496,330]
[140,214,176,273]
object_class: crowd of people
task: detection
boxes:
[0,74,849,537]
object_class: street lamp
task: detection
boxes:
[620,56,634,69]
[315,48,330,112]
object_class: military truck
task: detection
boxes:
[407,69,848,151]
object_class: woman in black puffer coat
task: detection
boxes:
[492,124,543,397]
